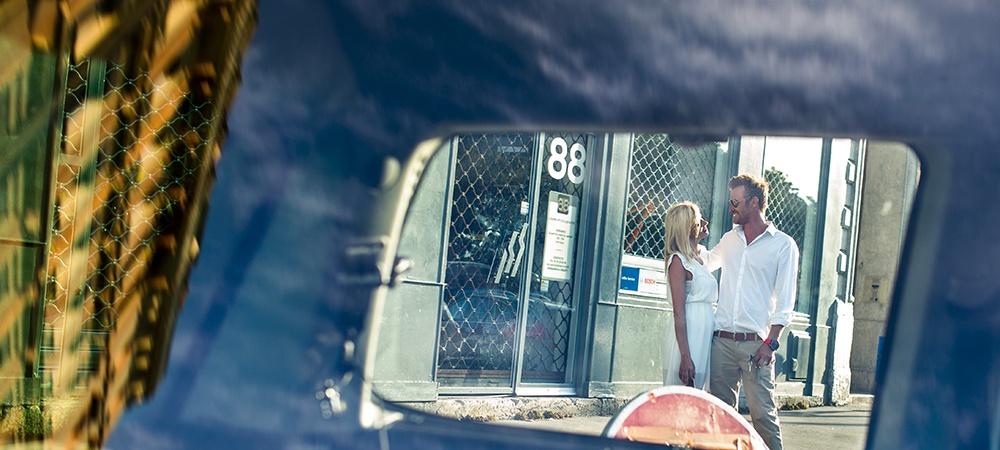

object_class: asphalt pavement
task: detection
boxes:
[493,404,871,450]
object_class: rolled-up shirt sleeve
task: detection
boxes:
[769,238,800,326]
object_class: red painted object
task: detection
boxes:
[603,386,767,449]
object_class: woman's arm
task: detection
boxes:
[667,254,695,385]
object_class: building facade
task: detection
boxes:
[374,132,882,406]
[849,143,919,394]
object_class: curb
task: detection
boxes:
[399,393,874,422]
[398,397,629,422]
[848,394,875,407]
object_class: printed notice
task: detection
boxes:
[541,191,578,282]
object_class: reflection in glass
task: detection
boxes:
[0,1,256,446]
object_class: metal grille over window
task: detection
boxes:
[623,134,720,259]
[439,133,536,381]
[438,132,586,387]
[44,57,218,393]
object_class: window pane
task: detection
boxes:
[623,135,725,259]
[762,136,823,315]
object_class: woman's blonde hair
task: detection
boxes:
[663,201,701,262]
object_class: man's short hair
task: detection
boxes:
[729,174,769,212]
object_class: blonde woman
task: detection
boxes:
[663,202,717,389]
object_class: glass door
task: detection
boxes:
[437,132,587,392]
[517,133,590,390]
[437,133,538,390]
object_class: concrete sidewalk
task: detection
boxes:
[492,404,872,450]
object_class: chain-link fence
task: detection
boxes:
[764,168,810,255]
[623,134,721,259]
[764,166,816,319]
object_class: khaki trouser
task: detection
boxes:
[710,337,783,450]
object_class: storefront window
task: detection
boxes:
[761,136,823,315]
[622,135,727,261]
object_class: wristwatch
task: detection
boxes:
[764,338,780,351]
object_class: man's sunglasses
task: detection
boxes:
[729,197,751,208]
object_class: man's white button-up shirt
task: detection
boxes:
[702,223,800,339]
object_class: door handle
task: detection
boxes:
[400,277,447,287]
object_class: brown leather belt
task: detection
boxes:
[713,330,762,341]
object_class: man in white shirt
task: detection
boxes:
[703,174,800,450]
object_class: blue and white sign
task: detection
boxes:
[619,265,667,297]
[619,266,640,291]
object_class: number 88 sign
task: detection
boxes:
[546,137,586,184]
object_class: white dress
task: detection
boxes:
[663,252,718,390]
